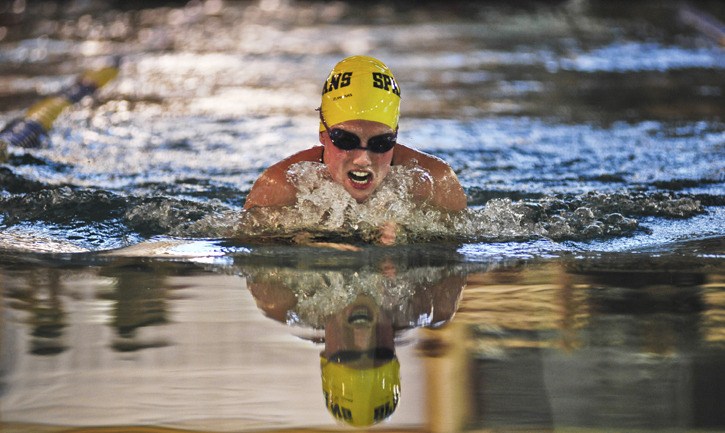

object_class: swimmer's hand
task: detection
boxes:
[292,232,362,251]
[290,224,397,248]
[377,221,397,246]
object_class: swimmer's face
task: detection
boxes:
[323,295,394,365]
[320,120,395,203]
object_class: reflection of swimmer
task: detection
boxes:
[245,258,465,427]
[247,261,465,330]
[244,55,467,244]
[321,295,400,427]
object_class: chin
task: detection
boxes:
[350,193,371,203]
[346,188,373,203]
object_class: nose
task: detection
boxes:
[351,148,372,166]
[353,327,374,349]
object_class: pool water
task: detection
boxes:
[0,0,724,431]
[2,242,723,432]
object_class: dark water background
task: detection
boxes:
[0,0,724,432]
[0,0,722,253]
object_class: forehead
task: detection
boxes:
[329,119,394,135]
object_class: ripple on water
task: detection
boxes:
[234,163,708,245]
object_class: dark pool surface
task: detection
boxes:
[1,242,724,432]
[0,0,724,431]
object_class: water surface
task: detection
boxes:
[0,0,724,431]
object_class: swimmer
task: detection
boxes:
[244,55,467,244]
[245,259,466,426]
[320,295,400,427]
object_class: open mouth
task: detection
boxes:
[348,306,373,325]
[348,170,372,186]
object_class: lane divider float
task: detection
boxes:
[0,60,119,162]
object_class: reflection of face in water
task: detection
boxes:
[320,295,400,427]
[323,295,394,358]
[242,251,466,427]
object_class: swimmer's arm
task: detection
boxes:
[247,280,298,323]
[243,146,324,209]
[394,144,467,212]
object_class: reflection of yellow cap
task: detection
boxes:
[320,356,401,427]
[319,55,401,132]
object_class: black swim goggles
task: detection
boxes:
[318,108,397,154]
[326,347,396,364]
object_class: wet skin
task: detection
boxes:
[323,295,395,367]
[320,120,395,204]
[243,121,466,212]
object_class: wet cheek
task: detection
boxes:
[324,155,349,183]
[374,161,392,180]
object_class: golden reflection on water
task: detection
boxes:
[456,260,725,356]
[1,253,724,432]
[703,274,725,347]
[437,259,725,432]
[459,264,589,353]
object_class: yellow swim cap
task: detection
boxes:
[319,55,401,132]
[320,356,401,427]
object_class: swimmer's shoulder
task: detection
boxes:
[393,143,452,175]
[244,146,323,209]
[393,143,467,211]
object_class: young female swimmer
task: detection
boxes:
[244,56,467,244]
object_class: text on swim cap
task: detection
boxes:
[372,72,400,96]
[373,400,397,422]
[322,72,401,97]
[324,391,398,424]
[324,391,353,422]
[322,72,353,95]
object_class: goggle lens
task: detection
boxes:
[327,347,396,363]
[328,128,396,153]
